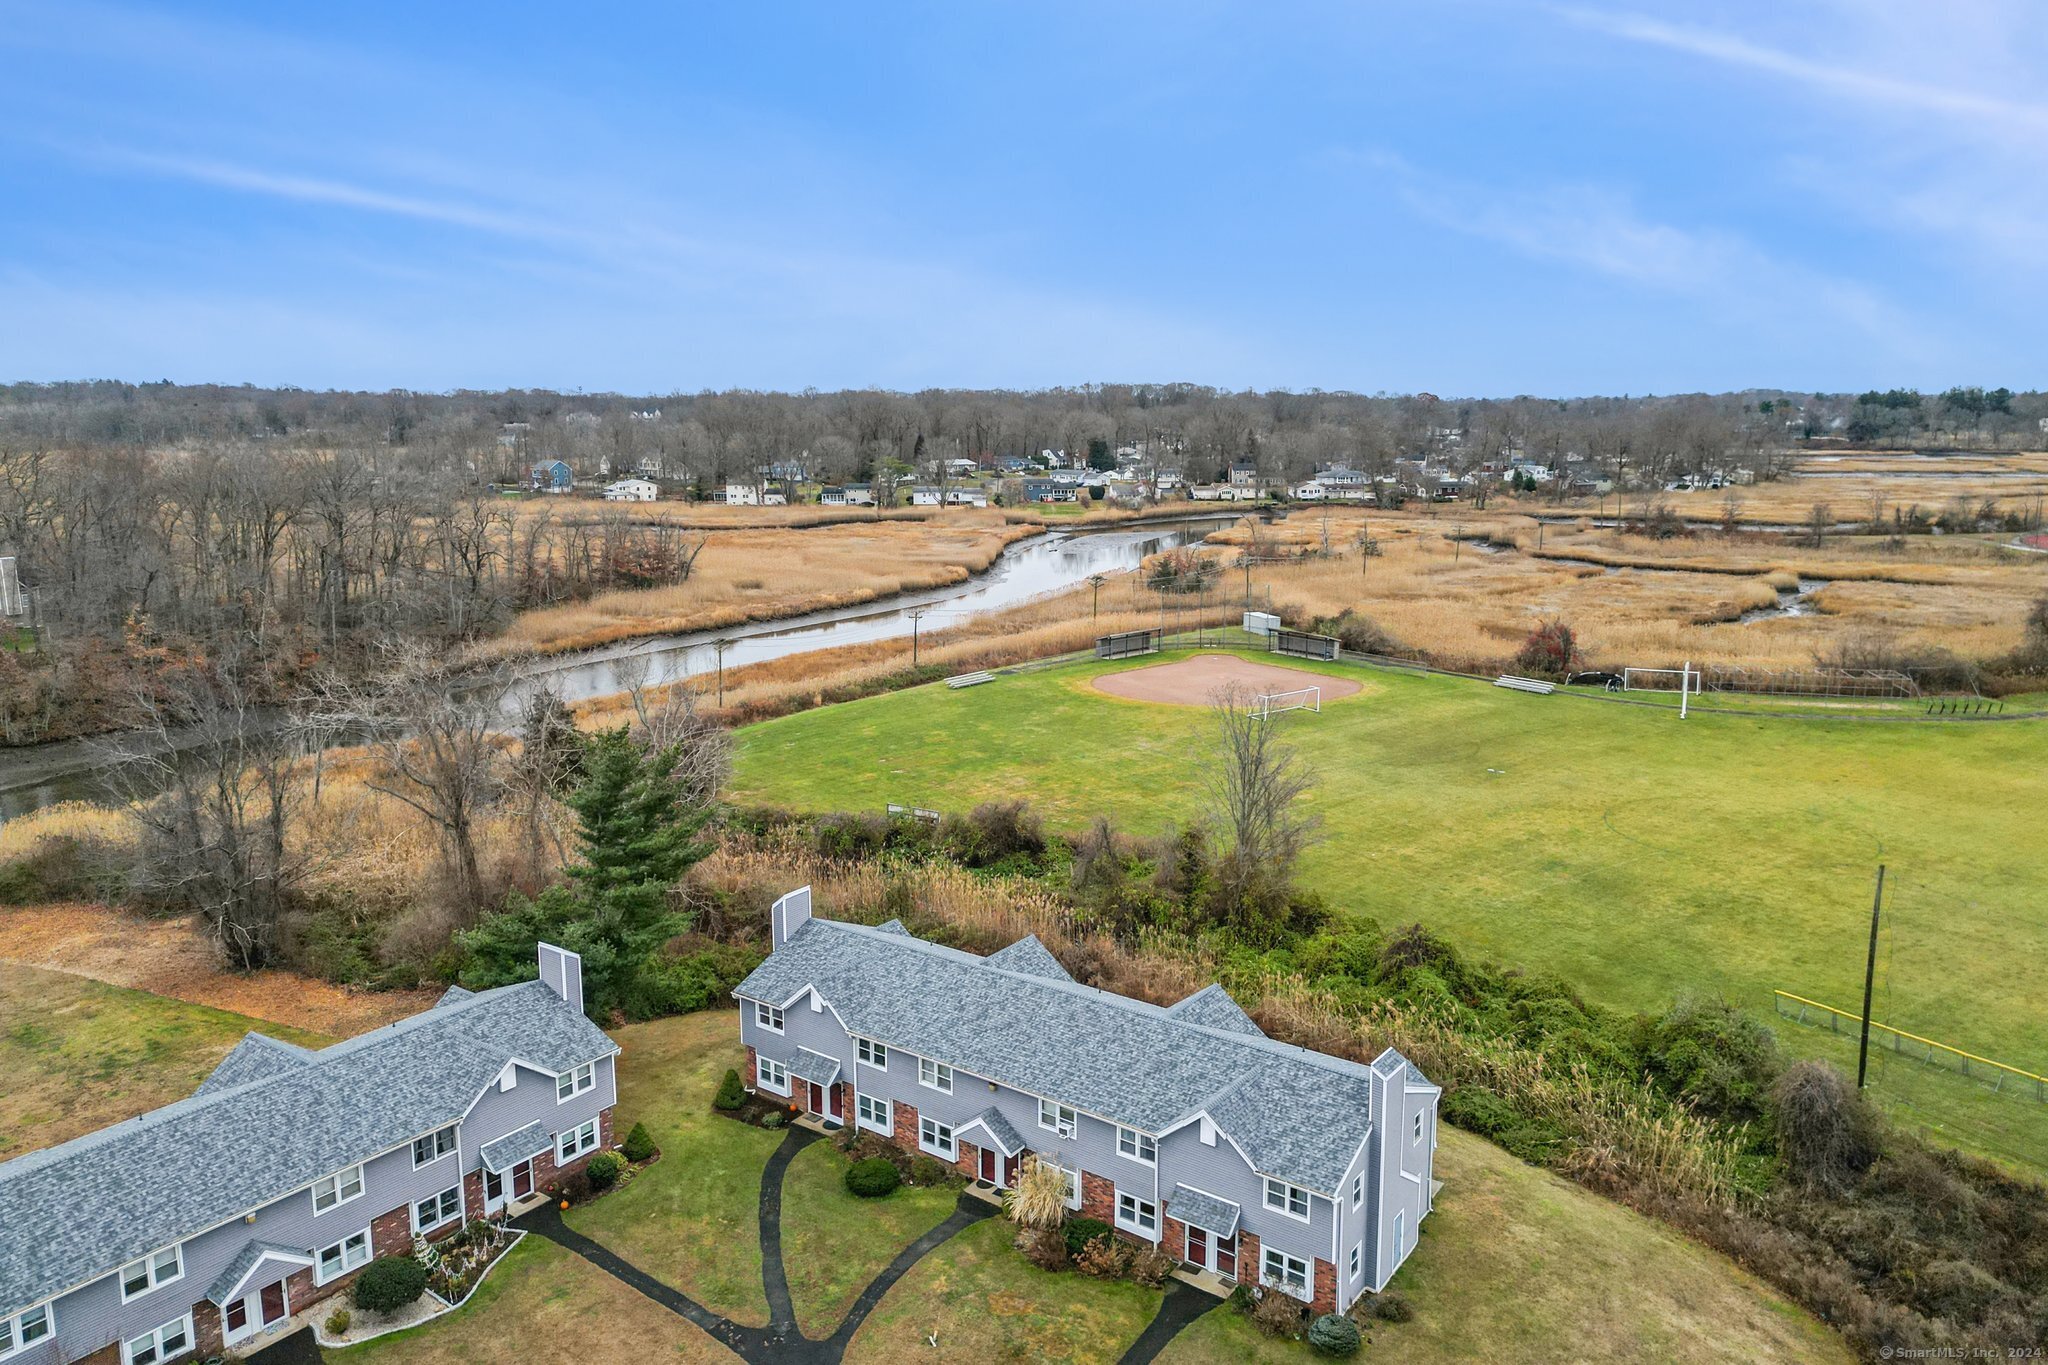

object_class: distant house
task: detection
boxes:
[737,889,1440,1317]
[0,945,615,1365]
[634,456,664,479]
[603,478,658,502]
[945,487,989,508]
[819,486,847,507]
[1191,484,1258,502]
[910,487,942,506]
[1020,479,1075,504]
[497,422,533,451]
[725,482,788,507]
[844,484,877,507]
[1228,459,1259,487]
[530,459,573,493]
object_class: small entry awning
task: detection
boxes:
[1169,1185,1241,1238]
[207,1240,316,1307]
[957,1107,1025,1157]
[481,1121,551,1174]
[788,1047,842,1088]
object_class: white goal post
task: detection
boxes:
[1256,686,1321,719]
[1622,662,1699,718]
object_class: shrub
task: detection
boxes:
[1075,1236,1133,1279]
[1315,609,1399,656]
[1061,1216,1114,1259]
[940,799,1046,868]
[1017,1227,1068,1271]
[846,1157,902,1198]
[1250,1288,1307,1337]
[621,1121,655,1163]
[1226,1283,1255,1316]
[585,1151,625,1190]
[1307,1312,1362,1357]
[714,1068,745,1111]
[1514,618,1579,677]
[1775,1061,1880,1193]
[1644,996,1783,1126]
[1368,1292,1413,1322]
[324,1308,352,1337]
[761,1111,786,1130]
[352,1256,428,1314]
[1128,1244,1175,1287]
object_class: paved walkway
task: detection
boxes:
[249,1124,1212,1364]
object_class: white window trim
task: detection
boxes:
[1037,1099,1077,1140]
[1262,1176,1311,1222]
[1261,1247,1311,1301]
[118,1244,184,1303]
[754,1001,784,1034]
[918,1116,956,1159]
[757,1055,791,1097]
[556,1061,597,1103]
[557,1118,599,1164]
[917,1057,953,1094]
[1041,1159,1082,1210]
[1114,1190,1159,1238]
[314,1229,372,1286]
[413,1124,458,1168]
[310,1163,365,1216]
[855,1092,892,1135]
[1394,1209,1406,1253]
[412,1183,462,1235]
[856,1036,888,1069]
[121,1313,193,1365]
[1351,1173,1363,1208]
[0,1302,54,1359]
[1115,1126,1156,1166]
[1413,1110,1425,1142]
[1350,1243,1362,1281]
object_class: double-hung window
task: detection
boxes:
[316,1230,372,1285]
[119,1245,183,1301]
[1039,1159,1081,1210]
[0,1303,53,1357]
[856,1036,888,1068]
[311,1163,365,1215]
[557,1118,599,1164]
[918,1116,956,1159]
[557,1062,596,1102]
[1262,1177,1310,1220]
[856,1092,891,1134]
[757,1055,790,1095]
[413,1184,462,1234]
[1262,1247,1310,1300]
[918,1057,953,1094]
[1351,1173,1363,1208]
[413,1124,458,1166]
[1114,1190,1158,1238]
[123,1315,191,1365]
[754,1001,784,1033]
[1115,1126,1156,1165]
[1349,1243,1362,1280]
[1037,1099,1077,1140]
[1413,1110,1425,1142]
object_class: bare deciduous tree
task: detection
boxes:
[1202,684,1319,931]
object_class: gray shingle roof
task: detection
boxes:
[205,1240,311,1306]
[479,1121,551,1174]
[194,1034,315,1098]
[963,1106,1024,1156]
[1165,984,1264,1037]
[1168,1184,1240,1237]
[0,980,615,1317]
[788,1048,841,1087]
[982,934,1071,982]
[735,920,1383,1193]
[436,985,476,1008]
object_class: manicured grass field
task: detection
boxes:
[0,961,329,1159]
[564,1010,782,1326]
[778,1139,959,1337]
[730,650,2048,1170]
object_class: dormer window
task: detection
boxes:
[755,1002,784,1033]
[1262,1177,1310,1221]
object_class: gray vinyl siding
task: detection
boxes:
[30,1052,615,1364]
[1367,1067,1437,1292]
[1157,1122,1334,1275]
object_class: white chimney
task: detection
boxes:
[538,942,583,1013]
[771,886,813,950]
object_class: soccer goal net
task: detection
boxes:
[1257,686,1321,719]
[1622,666,1692,693]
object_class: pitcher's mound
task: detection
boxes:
[1091,653,1363,707]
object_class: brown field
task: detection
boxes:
[1091,654,1363,706]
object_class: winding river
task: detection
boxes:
[0,514,1243,823]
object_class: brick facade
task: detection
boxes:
[1236,1229,1336,1314]
[1241,1229,1261,1287]
[744,1044,758,1087]
[535,1106,615,1191]
[1310,1257,1337,1316]
[1160,1215,1187,1263]
[891,1098,920,1152]
[191,1297,224,1358]
[833,1080,854,1125]
[1079,1170,1117,1226]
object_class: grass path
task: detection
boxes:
[778,1140,960,1338]
[730,650,2048,1168]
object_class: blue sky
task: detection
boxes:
[2,0,2042,395]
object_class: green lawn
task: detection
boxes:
[730,649,2048,1170]
[0,961,329,1159]
[778,1139,960,1337]
[1157,1128,1849,1365]
[563,1010,782,1326]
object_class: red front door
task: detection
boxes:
[979,1148,997,1183]
[513,1159,534,1199]
[1215,1233,1237,1278]
[1185,1226,1208,1269]
[830,1085,844,1119]
[260,1282,286,1327]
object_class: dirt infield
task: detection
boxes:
[1090,652,1363,706]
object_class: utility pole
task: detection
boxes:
[1453,523,1463,563]
[1857,865,1886,1090]
[1088,573,1106,620]
[907,608,929,669]
[711,638,734,708]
